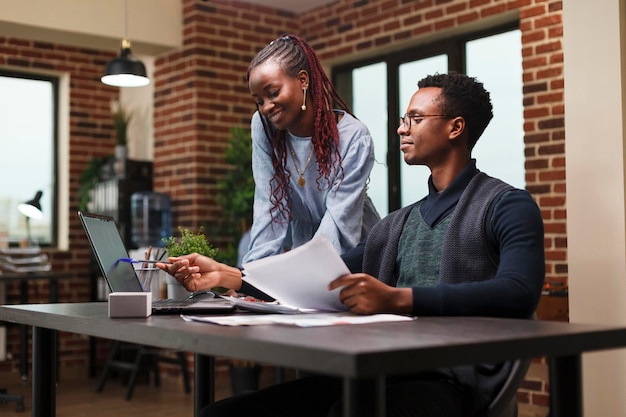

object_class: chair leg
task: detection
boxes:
[177,351,191,393]
[275,367,286,384]
[124,346,146,401]
[152,352,161,387]
[96,341,121,392]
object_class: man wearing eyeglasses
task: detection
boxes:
[331,72,545,416]
[201,72,545,417]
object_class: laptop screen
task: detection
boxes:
[79,211,143,293]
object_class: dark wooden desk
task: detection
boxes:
[2,302,626,417]
[0,272,69,380]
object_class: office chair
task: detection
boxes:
[96,341,191,401]
[486,313,536,417]
[485,357,531,417]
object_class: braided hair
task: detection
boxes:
[246,34,352,222]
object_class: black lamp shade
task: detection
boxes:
[18,190,43,220]
[101,40,150,88]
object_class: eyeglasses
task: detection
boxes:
[399,114,454,130]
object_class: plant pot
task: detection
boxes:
[115,144,127,160]
[114,145,127,176]
[165,275,191,299]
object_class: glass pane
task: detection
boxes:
[353,62,389,216]
[398,55,448,206]
[467,30,524,188]
[0,75,54,245]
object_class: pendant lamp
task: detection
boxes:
[101,0,150,87]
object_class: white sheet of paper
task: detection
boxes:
[181,312,416,327]
[242,236,350,312]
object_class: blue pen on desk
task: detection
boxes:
[118,258,172,265]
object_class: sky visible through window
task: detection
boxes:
[0,75,54,244]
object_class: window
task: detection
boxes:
[0,70,58,246]
[335,24,523,216]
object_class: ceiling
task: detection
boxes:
[234,0,336,14]
[0,0,339,56]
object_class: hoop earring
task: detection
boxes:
[301,87,307,111]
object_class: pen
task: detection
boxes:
[118,258,172,265]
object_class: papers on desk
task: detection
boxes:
[240,236,350,313]
[0,246,41,256]
[0,246,51,273]
[0,264,52,273]
[181,312,416,327]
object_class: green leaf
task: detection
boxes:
[77,155,113,212]
[162,226,219,258]
[215,127,254,229]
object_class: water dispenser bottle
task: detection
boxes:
[131,191,172,248]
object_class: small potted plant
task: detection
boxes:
[162,226,219,298]
[111,99,131,148]
[162,226,218,258]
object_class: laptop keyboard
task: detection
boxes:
[153,298,195,308]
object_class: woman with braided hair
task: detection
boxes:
[243,33,380,264]
[157,34,378,296]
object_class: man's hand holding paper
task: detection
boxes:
[241,235,350,312]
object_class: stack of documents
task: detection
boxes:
[0,246,51,273]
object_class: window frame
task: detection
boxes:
[0,69,59,247]
[332,21,519,212]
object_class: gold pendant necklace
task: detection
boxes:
[287,139,313,187]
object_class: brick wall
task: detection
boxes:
[0,0,563,410]
[152,0,297,236]
[0,36,124,373]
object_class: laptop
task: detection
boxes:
[78,211,235,314]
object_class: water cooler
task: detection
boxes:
[131,191,172,248]
[130,191,172,298]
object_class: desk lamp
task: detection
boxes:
[17,190,43,243]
